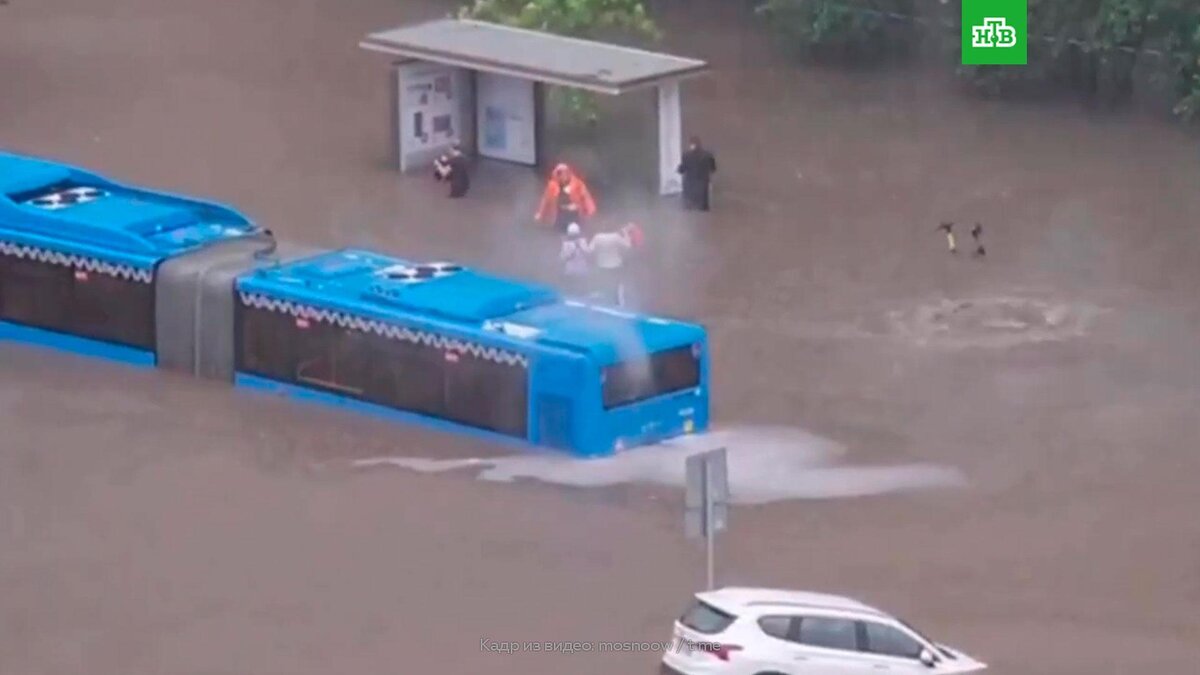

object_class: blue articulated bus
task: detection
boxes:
[0,151,710,456]
[233,249,709,456]
[0,151,265,366]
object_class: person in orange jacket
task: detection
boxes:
[536,163,597,233]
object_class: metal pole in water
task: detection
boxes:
[686,448,726,593]
[704,462,715,590]
[193,269,205,376]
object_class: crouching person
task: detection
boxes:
[433,145,469,198]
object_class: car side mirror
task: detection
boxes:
[918,648,937,667]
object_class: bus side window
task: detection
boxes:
[0,255,72,335]
[293,321,345,393]
[236,304,295,382]
[68,270,155,349]
[361,331,446,420]
[443,350,528,438]
[0,254,154,350]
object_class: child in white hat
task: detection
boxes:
[560,222,591,282]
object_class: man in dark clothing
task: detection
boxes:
[434,145,470,198]
[677,136,716,211]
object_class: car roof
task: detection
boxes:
[696,587,890,619]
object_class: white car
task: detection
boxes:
[660,587,987,674]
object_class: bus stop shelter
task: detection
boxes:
[359,19,709,195]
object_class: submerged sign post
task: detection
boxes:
[685,447,729,591]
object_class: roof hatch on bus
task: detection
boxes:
[12,181,110,211]
[0,151,260,261]
[364,265,557,323]
[377,261,465,283]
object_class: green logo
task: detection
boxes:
[962,0,1027,65]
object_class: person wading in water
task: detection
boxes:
[677,136,717,211]
[433,145,470,198]
[588,225,635,306]
[559,222,591,295]
[536,163,597,233]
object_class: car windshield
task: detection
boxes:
[896,618,956,659]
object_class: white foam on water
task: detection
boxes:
[351,426,967,504]
[886,295,1107,349]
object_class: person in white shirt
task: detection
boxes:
[587,226,633,306]
[559,222,591,282]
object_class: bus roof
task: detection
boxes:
[504,300,704,364]
[237,248,705,363]
[237,249,559,323]
[0,151,260,269]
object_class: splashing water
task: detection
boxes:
[886,295,1106,349]
[351,425,967,504]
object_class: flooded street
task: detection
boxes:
[2,1,1199,673]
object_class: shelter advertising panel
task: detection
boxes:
[395,62,467,171]
[475,73,537,166]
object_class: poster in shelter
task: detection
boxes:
[475,73,536,166]
[398,63,461,155]
[395,62,467,171]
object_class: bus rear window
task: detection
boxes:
[602,345,700,409]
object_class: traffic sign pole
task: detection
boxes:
[685,447,728,592]
[704,460,715,590]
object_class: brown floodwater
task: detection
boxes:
[2,1,1198,673]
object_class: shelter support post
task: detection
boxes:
[656,80,683,196]
[390,60,403,170]
[534,82,546,169]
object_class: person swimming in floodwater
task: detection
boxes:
[937,222,957,253]
[971,223,986,257]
